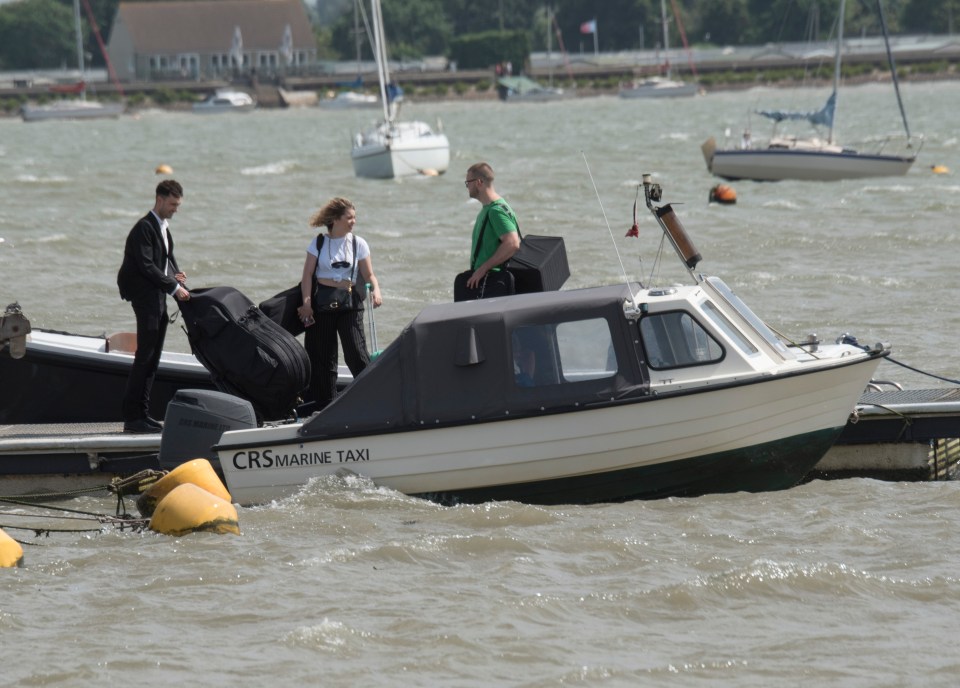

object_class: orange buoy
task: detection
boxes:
[155,164,174,175]
[149,483,240,536]
[136,458,231,518]
[709,184,737,205]
[931,164,949,175]
[1,527,24,568]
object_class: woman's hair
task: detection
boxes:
[309,197,355,229]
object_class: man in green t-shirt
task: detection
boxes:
[464,162,520,293]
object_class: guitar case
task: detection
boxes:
[179,286,310,421]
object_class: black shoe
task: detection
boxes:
[145,416,164,430]
[123,418,159,434]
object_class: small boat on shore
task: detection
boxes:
[192,89,256,114]
[208,176,886,506]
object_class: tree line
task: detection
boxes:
[1,0,957,71]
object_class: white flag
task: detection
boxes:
[230,26,244,67]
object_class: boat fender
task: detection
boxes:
[0,527,24,568]
[136,458,231,518]
[149,483,240,537]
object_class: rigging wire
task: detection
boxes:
[580,152,639,300]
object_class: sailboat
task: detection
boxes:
[350,0,449,179]
[20,0,124,122]
[701,0,918,182]
[620,0,698,99]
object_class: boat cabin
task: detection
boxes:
[300,278,797,440]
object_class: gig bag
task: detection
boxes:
[179,286,311,420]
[453,269,515,302]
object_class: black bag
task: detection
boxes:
[259,284,305,336]
[180,286,311,421]
[505,235,569,294]
[313,282,365,312]
[454,269,515,302]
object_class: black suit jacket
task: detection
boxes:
[117,212,180,303]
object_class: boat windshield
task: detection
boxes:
[705,277,792,357]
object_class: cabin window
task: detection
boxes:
[511,318,616,387]
[701,301,758,355]
[706,277,791,356]
[640,310,724,369]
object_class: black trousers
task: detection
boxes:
[121,292,168,422]
[304,307,369,408]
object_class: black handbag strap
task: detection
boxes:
[471,200,521,270]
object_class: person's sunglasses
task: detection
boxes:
[464,178,480,186]
[332,261,351,269]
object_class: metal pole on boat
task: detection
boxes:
[366,282,380,359]
[643,174,702,282]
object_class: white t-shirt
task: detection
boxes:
[307,233,371,282]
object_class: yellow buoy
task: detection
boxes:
[137,458,231,518]
[149,482,240,536]
[155,164,174,175]
[419,168,439,177]
[931,164,950,175]
[0,527,24,568]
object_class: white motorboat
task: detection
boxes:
[350,0,449,179]
[210,176,887,506]
[497,76,570,103]
[192,89,256,114]
[619,76,698,99]
[619,0,698,99]
[21,98,124,122]
[702,0,918,181]
[319,90,379,109]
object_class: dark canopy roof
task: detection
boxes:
[301,284,649,440]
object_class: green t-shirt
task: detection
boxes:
[470,199,519,270]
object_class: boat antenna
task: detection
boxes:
[580,152,642,310]
[876,0,911,143]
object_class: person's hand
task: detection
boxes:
[175,271,187,285]
[175,286,190,301]
[465,268,487,290]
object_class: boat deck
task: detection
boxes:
[0,422,161,498]
[816,387,960,482]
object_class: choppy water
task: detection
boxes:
[2,81,960,686]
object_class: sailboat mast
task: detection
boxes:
[661,0,671,79]
[73,0,86,100]
[371,0,390,122]
[830,0,846,145]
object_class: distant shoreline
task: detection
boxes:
[1,66,956,117]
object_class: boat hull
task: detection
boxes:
[619,81,698,98]
[21,101,124,122]
[351,127,450,179]
[218,354,881,506]
[706,147,915,181]
[0,330,213,424]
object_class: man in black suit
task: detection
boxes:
[117,179,191,433]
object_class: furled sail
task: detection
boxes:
[756,91,836,128]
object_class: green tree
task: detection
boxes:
[0,0,77,69]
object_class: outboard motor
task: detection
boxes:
[158,389,257,471]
